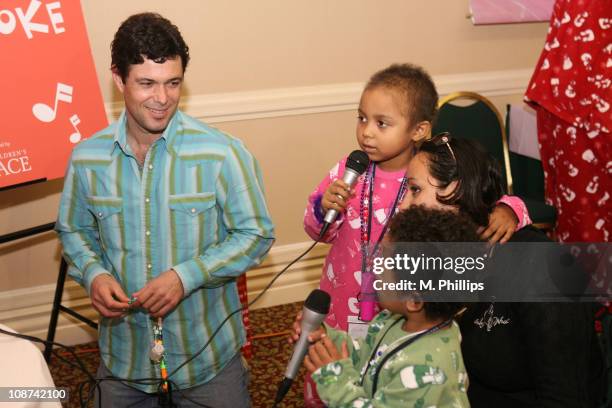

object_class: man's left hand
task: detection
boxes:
[132,269,184,318]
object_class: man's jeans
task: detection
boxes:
[93,354,251,407]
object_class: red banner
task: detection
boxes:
[0,0,107,189]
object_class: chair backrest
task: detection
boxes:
[505,104,546,202]
[432,91,514,194]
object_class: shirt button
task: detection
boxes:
[98,212,103,217]
[148,164,153,170]
[145,198,150,203]
[147,264,152,269]
[146,230,151,236]
[191,208,196,213]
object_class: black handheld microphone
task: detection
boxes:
[274,289,331,406]
[320,150,370,236]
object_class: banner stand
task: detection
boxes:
[0,215,97,363]
[0,0,115,362]
[0,178,48,193]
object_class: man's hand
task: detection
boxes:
[304,336,349,374]
[90,274,130,318]
[132,269,184,318]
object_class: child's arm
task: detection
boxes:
[497,195,531,229]
[304,159,352,243]
[483,195,532,243]
[308,339,455,407]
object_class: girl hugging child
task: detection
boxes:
[292,206,480,407]
[402,135,606,407]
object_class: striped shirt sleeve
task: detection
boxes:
[172,138,275,295]
[55,154,111,294]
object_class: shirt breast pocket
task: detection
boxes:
[168,193,217,248]
[87,196,124,250]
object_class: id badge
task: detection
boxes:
[347,315,369,340]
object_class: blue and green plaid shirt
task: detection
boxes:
[56,110,275,392]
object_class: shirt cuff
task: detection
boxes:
[497,195,532,230]
[313,194,326,224]
[172,258,210,296]
[311,357,357,391]
[83,262,112,295]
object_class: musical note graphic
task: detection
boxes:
[32,83,73,122]
[69,114,82,144]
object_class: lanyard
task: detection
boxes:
[358,317,453,394]
[150,318,169,392]
[360,164,407,261]
[358,316,403,386]
[359,164,407,306]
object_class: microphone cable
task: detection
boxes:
[167,228,327,379]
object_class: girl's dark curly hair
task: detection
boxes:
[111,13,190,81]
[418,137,505,226]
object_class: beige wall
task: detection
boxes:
[0,1,547,297]
[84,0,547,100]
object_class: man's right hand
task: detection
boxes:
[90,274,130,318]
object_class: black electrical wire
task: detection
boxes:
[168,234,323,378]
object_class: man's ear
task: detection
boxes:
[111,67,125,93]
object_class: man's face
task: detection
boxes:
[113,57,183,139]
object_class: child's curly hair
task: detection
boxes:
[387,205,482,320]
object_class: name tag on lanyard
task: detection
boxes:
[348,315,370,339]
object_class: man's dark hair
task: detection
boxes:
[387,205,481,321]
[111,12,190,81]
[366,63,438,127]
[418,137,505,226]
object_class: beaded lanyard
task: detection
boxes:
[150,317,169,392]
[358,163,408,319]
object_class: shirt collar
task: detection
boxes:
[111,109,181,157]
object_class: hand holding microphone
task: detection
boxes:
[274,289,331,406]
[321,179,354,215]
[319,150,369,237]
[288,311,327,344]
[290,315,349,374]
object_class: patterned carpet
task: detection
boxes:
[48,302,307,407]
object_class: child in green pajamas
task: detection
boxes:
[291,206,479,407]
